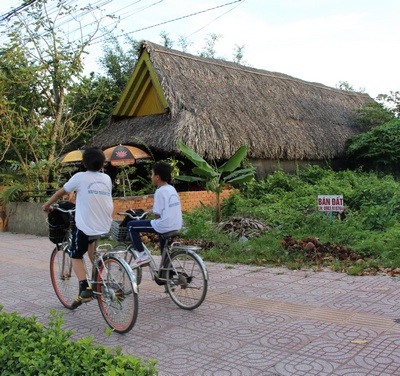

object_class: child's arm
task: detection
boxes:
[42,188,67,213]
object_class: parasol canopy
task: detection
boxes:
[103,145,151,166]
[57,150,84,164]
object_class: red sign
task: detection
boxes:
[318,195,344,212]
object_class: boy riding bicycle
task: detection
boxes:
[128,162,182,268]
[43,147,113,309]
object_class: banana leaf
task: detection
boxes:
[178,141,213,172]
[224,166,256,181]
[228,172,255,184]
[192,166,219,179]
[175,175,205,182]
[217,145,248,172]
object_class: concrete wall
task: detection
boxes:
[5,189,234,237]
[7,202,49,237]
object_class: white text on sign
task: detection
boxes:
[318,195,344,212]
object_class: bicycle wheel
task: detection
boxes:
[117,245,143,285]
[50,245,78,309]
[166,250,208,310]
[95,255,139,334]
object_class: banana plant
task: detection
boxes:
[176,141,255,221]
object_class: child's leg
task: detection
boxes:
[72,258,87,281]
[127,219,155,253]
[69,229,93,307]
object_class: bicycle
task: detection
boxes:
[111,209,208,310]
[47,202,139,334]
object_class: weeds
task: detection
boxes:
[181,166,400,275]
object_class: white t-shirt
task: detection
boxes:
[63,171,113,236]
[151,184,182,234]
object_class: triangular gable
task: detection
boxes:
[112,50,168,117]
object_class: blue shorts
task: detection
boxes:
[69,228,95,259]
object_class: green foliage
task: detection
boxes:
[353,101,394,128]
[162,157,184,182]
[182,206,216,240]
[183,166,400,270]
[346,119,400,175]
[0,0,120,200]
[176,141,255,221]
[114,165,151,198]
[376,91,400,118]
[0,161,62,202]
[0,308,157,375]
[0,0,115,164]
[345,91,400,176]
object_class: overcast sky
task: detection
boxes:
[1,0,399,98]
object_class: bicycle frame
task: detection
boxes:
[84,243,139,296]
[142,241,209,284]
[114,209,208,310]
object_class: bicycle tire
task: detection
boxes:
[166,249,208,310]
[49,245,78,309]
[94,255,139,334]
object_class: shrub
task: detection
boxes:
[0,308,157,376]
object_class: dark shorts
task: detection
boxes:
[69,228,95,259]
[127,219,165,253]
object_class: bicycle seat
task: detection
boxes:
[160,230,180,239]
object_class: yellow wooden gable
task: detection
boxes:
[112,50,169,117]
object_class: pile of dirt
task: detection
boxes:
[281,236,362,263]
[281,236,400,276]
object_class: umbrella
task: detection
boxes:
[103,145,151,166]
[57,150,84,164]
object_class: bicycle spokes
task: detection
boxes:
[166,250,208,310]
[50,248,79,309]
[96,256,138,333]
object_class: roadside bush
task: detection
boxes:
[0,308,157,376]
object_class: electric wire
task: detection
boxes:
[0,0,244,69]
[103,0,243,42]
[187,0,245,38]
[0,0,37,22]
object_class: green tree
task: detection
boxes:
[376,91,400,118]
[70,35,141,142]
[346,91,400,175]
[346,119,400,175]
[0,0,115,186]
[232,44,246,64]
[198,33,222,59]
[176,141,255,221]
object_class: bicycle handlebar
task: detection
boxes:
[52,203,76,213]
[117,210,148,220]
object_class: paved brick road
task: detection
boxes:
[1,232,400,375]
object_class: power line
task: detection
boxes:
[187,0,245,37]
[0,0,38,22]
[98,0,243,43]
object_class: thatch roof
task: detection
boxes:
[88,41,373,161]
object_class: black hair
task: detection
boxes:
[83,147,106,171]
[152,162,172,183]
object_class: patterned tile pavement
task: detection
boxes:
[1,231,400,375]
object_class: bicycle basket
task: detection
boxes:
[47,201,75,244]
[47,221,68,244]
[111,220,128,242]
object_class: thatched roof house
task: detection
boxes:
[89,41,373,174]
